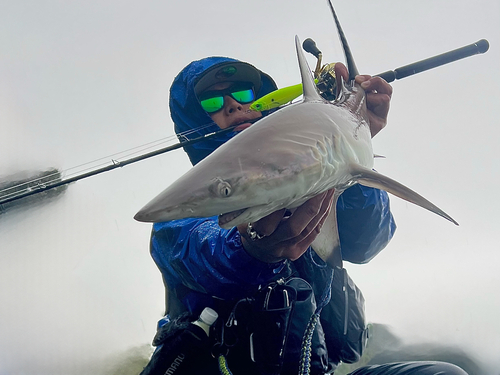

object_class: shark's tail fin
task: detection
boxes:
[351,165,459,225]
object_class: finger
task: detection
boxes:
[370,77,393,97]
[252,208,286,237]
[355,74,372,84]
[278,189,335,242]
[366,92,391,119]
[366,91,391,109]
[334,63,350,98]
[301,189,335,238]
[284,191,335,260]
[272,191,329,241]
[242,191,335,262]
[360,76,393,97]
[334,62,348,82]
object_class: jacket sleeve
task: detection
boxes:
[337,185,396,264]
[150,218,287,301]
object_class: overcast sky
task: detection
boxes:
[1,1,499,374]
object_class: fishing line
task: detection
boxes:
[3,35,489,206]
[0,122,218,198]
[0,121,235,205]
[57,122,217,179]
[0,171,63,202]
[0,136,177,200]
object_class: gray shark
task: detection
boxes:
[135,4,458,267]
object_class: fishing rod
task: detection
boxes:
[309,38,489,98]
[252,38,490,109]
[1,39,489,206]
[0,125,237,206]
[375,39,489,82]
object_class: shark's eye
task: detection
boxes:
[218,181,232,198]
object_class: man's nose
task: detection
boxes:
[224,95,243,114]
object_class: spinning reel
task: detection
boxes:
[302,38,338,101]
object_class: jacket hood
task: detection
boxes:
[169,57,278,165]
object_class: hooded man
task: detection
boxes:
[140,57,466,375]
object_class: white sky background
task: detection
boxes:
[0,1,499,374]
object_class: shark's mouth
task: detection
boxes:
[218,208,247,227]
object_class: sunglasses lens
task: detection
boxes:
[199,86,255,113]
[231,89,255,104]
[200,96,224,113]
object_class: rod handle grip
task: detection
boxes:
[376,39,489,83]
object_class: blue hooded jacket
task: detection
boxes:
[150,57,396,341]
[169,56,279,166]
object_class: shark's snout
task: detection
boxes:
[134,206,159,222]
[134,199,188,223]
[133,210,149,222]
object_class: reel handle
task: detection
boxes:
[302,38,322,58]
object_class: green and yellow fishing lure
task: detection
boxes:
[250,79,319,111]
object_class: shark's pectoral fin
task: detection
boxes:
[350,164,459,226]
[311,191,344,269]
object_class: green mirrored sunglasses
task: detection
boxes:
[199,85,256,113]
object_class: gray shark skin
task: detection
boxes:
[135,4,458,267]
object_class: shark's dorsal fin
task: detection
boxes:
[295,35,324,103]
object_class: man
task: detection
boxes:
[141,57,467,375]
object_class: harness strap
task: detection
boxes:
[298,267,335,375]
[218,354,234,375]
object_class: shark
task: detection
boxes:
[135,2,458,268]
